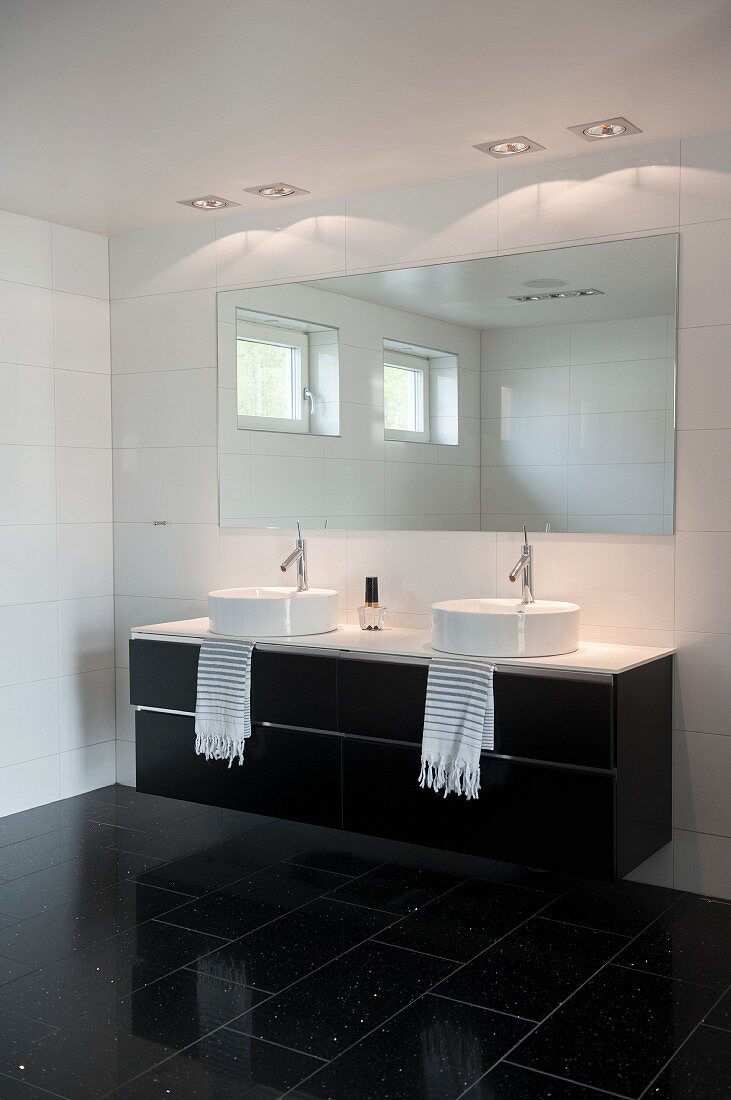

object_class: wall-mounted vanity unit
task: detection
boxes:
[130,623,672,882]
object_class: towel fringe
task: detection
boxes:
[419,753,481,800]
[195,728,247,768]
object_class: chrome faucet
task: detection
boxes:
[508,524,534,605]
[280,522,308,593]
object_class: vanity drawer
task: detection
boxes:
[135,711,342,827]
[493,672,613,769]
[343,739,616,878]
[251,650,336,731]
[129,639,200,712]
[337,658,428,743]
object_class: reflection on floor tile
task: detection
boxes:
[615,894,731,988]
[464,1061,607,1098]
[541,878,678,936]
[328,861,464,915]
[646,1024,731,1098]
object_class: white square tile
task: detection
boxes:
[113,369,216,448]
[0,679,59,768]
[497,141,680,250]
[0,281,53,366]
[55,371,111,448]
[56,448,112,523]
[680,130,731,226]
[679,219,731,328]
[0,363,55,446]
[382,307,437,349]
[52,225,109,298]
[116,739,136,787]
[0,445,56,524]
[111,288,216,373]
[324,460,384,517]
[60,741,116,798]
[674,631,731,736]
[53,292,110,373]
[567,514,665,535]
[59,668,116,751]
[219,528,347,598]
[0,525,57,605]
[246,282,325,323]
[58,596,115,675]
[435,321,481,371]
[0,210,52,287]
[481,465,567,516]
[482,513,566,534]
[249,425,325,460]
[676,429,731,530]
[115,666,135,741]
[482,367,570,419]
[568,463,665,516]
[219,452,251,527]
[110,221,216,299]
[570,316,670,366]
[568,410,666,465]
[496,532,675,630]
[323,404,384,462]
[114,595,208,666]
[676,531,731,633]
[481,325,571,372]
[113,447,219,523]
[0,755,60,817]
[58,523,113,599]
[677,325,731,429]
[386,463,436,517]
[570,359,670,415]
[436,417,480,466]
[0,602,58,687]
[340,345,384,407]
[216,200,346,286]
[321,293,383,351]
[673,729,731,836]
[250,455,324,519]
[218,388,252,456]
[436,465,480,515]
[673,828,731,898]
[345,174,497,270]
[114,523,219,600]
[481,416,568,467]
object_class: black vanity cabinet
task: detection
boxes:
[129,639,672,880]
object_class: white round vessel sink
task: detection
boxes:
[208,587,338,638]
[431,598,580,659]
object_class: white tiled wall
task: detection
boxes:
[105,130,731,898]
[0,212,115,815]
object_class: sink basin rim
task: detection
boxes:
[207,586,338,638]
[431,597,581,659]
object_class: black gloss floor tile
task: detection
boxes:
[110,1027,322,1099]
[0,849,165,920]
[464,1062,607,1098]
[510,963,719,1097]
[541,878,678,937]
[188,897,396,992]
[376,878,553,963]
[480,861,578,896]
[434,917,629,1021]
[0,820,120,873]
[0,959,37,988]
[0,1007,56,1055]
[138,832,309,897]
[615,894,731,989]
[0,881,191,967]
[0,1073,61,1098]
[0,919,227,1028]
[646,1024,731,1098]
[161,863,348,940]
[230,940,456,1060]
[328,861,464,915]
[705,987,731,1031]
[286,848,383,878]
[287,994,529,1100]
[0,912,16,930]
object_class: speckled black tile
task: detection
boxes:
[229,940,456,1060]
[616,895,731,989]
[705,987,731,1031]
[541,879,678,937]
[0,881,190,968]
[0,849,166,920]
[0,919,226,1027]
[0,820,120,872]
[0,958,37,988]
[0,912,16,930]
[376,878,553,962]
[328,861,464,915]
[510,963,719,1097]
[434,917,629,1021]
[0,1008,56,1056]
[189,897,396,993]
[161,863,348,940]
[0,799,111,848]
[110,1027,322,1099]
[464,1062,608,1098]
[479,861,578,896]
[286,848,383,878]
[646,1024,731,1098]
[138,832,307,897]
[0,1073,60,1098]
[287,993,529,1099]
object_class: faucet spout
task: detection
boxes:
[280,525,308,592]
[508,525,534,604]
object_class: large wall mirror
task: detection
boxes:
[217,233,677,534]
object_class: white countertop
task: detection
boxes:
[131,618,674,676]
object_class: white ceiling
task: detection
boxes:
[2,0,730,235]
[308,235,678,329]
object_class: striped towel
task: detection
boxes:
[194,639,255,767]
[419,658,495,800]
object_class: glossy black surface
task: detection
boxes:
[0,785,726,1100]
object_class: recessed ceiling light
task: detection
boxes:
[509,288,604,302]
[244,182,310,199]
[568,117,642,141]
[177,195,240,210]
[474,136,545,158]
